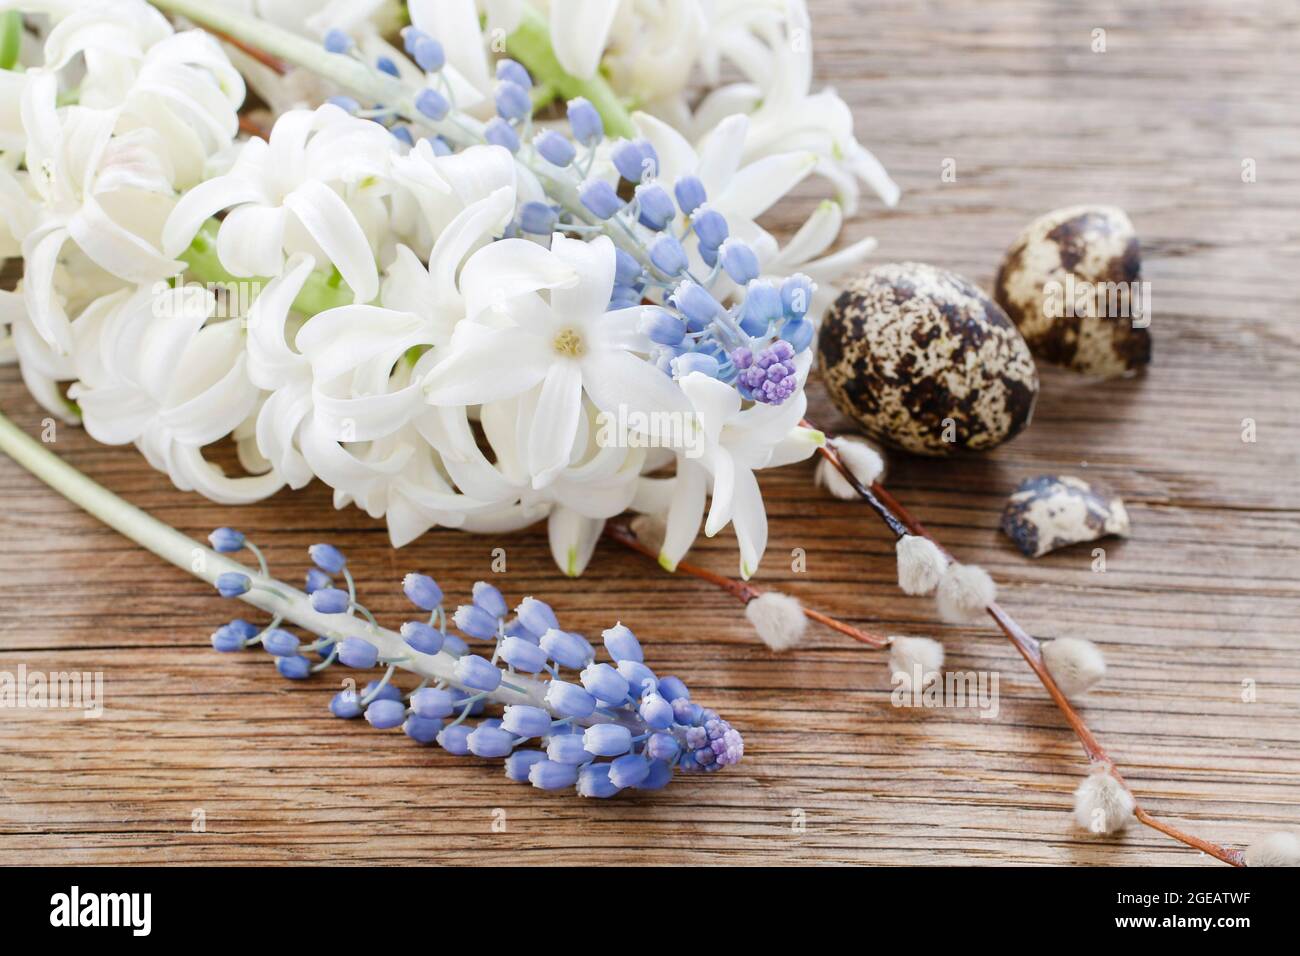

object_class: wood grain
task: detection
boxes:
[1,0,1297,865]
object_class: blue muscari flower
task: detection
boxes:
[323,28,352,54]
[443,634,469,657]
[611,139,652,183]
[210,623,247,652]
[509,620,546,644]
[739,280,783,336]
[674,175,707,215]
[639,693,674,730]
[601,623,643,662]
[567,97,604,146]
[580,662,630,704]
[781,273,815,318]
[496,58,532,89]
[403,714,443,744]
[403,573,443,611]
[327,95,360,113]
[614,248,643,287]
[437,723,473,755]
[617,659,657,693]
[309,543,346,574]
[277,655,311,679]
[415,87,450,121]
[305,568,333,594]
[608,753,651,789]
[208,527,244,553]
[534,129,575,167]
[583,723,632,757]
[577,763,620,798]
[669,280,720,327]
[484,117,520,152]
[579,178,622,219]
[719,239,760,285]
[501,704,552,738]
[454,603,499,640]
[215,572,251,598]
[645,731,679,762]
[365,698,407,729]
[376,55,400,77]
[363,680,403,703]
[649,235,689,276]
[671,352,720,379]
[635,182,675,230]
[471,581,508,619]
[519,200,558,235]
[683,709,744,770]
[672,698,702,726]
[639,307,685,346]
[515,597,559,635]
[455,654,502,692]
[262,628,300,657]
[495,80,531,121]
[505,749,547,782]
[467,725,516,758]
[692,207,729,248]
[547,733,593,765]
[783,317,815,353]
[330,689,363,719]
[658,675,690,702]
[311,587,350,614]
[424,135,453,156]
[337,636,379,669]
[638,760,674,790]
[410,687,454,719]
[540,629,593,669]
[734,339,799,404]
[529,758,580,790]
[608,285,642,310]
[499,635,547,673]
[400,621,444,655]
[403,28,445,72]
[545,679,596,718]
[391,125,414,146]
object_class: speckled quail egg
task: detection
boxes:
[1000,474,1130,558]
[818,262,1039,456]
[993,205,1151,378]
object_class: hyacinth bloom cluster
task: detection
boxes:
[0,0,895,581]
[207,528,743,795]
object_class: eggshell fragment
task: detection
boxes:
[1000,474,1130,558]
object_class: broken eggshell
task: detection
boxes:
[1000,474,1130,558]
[819,262,1039,456]
[993,205,1151,378]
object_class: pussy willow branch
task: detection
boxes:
[603,521,889,648]
[812,425,1245,866]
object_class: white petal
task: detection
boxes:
[295,305,429,381]
[527,361,583,487]
[421,323,550,406]
[550,0,618,80]
[458,237,577,323]
[217,203,287,278]
[547,507,604,577]
[729,464,768,579]
[408,0,490,91]
[716,150,818,222]
[631,111,696,186]
[695,113,749,196]
[162,163,269,256]
[548,234,616,321]
[659,459,706,571]
[427,185,515,305]
[704,448,736,537]
[581,349,690,425]
[67,197,181,283]
[283,179,378,303]
[678,371,739,447]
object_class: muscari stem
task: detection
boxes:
[603,521,890,649]
[0,409,641,733]
[813,431,1246,866]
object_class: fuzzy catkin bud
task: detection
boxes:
[815,437,885,500]
[896,535,948,595]
[888,636,943,691]
[744,592,807,651]
[935,563,996,623]
[1073,764,1135,834]
[1243,831,1300,867]
[1042,637,1106,696]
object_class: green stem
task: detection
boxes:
[504,4,635,138]
[1,10,23,71]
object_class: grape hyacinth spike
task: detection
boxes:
[206,531,743,797]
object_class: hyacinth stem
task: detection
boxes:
[0,409,640,730]
[812,432,1246,866]
[603,521,889,648]
[146,0,654,273]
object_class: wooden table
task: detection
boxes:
[1,0,1297,866]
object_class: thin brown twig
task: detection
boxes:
[812,430,1245,866]
[205,24,288,73]
[602,521,889,648]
